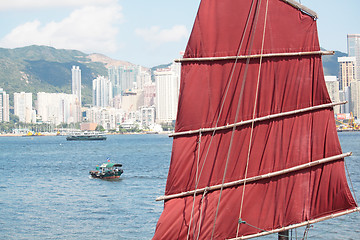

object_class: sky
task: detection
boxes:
[0,0,359,68]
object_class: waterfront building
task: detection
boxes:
[92,76,112,107]
[155,62,180,124]
[325,76,341,114]
[347,34,360,80]
[85,107,124,130]
[72,66,81,105]
[338,57,356,90]
[14,92,35,123]
[37,92,81,125]
[0,88,9,122]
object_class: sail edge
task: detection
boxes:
[227,207,360,240]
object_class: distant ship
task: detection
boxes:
[66,132,107,141]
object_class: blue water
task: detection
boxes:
[0,133,359,239]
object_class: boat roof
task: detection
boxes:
[100,163,122,168]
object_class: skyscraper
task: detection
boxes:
[92,76,113,107]
[0,88,9,122]
[338,57,356,90]
[108,65,139,97]
[347,34,360,80]
[155,62,180,124]
[14,92,34,123]
[72,66,82,106]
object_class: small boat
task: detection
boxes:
[89,161,123,179]
[66,132,107,141]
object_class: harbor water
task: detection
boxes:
[0,133,359,239]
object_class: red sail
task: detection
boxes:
[153,0,357,239]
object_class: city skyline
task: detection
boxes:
[0,0,359,67]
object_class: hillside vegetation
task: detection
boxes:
[0,45,344,106]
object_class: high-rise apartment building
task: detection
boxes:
[0,88,9,122]
[324,76,340,114]
[14,92,35,123]
[72,66,82,106]
[155,62,180,124]
[347,34,360,80]
[92,76,113,107]
[37,92,81,125]
[108,65,139,97]
[338,57,356,90]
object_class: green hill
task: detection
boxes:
[322,48,347,76]
[0,45,108,105]
[0,45,345,107]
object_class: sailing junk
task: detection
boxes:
[153,0,359,239]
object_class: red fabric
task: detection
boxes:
[153,0,357,239]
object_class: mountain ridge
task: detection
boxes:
[0,45,344,106]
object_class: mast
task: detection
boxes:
[153,0,359,239]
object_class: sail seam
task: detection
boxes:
[175,51,334,62]
[155,152,352,201]
[169,101,346,137]
[227,207,360,240]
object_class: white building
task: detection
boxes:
[324,76,340,114]
[141,106,156,128]
[14,92,35,123]
[155,62,180,124]
[37,92,81,125]
[72,66,81,105]
[0,88,9,122]
[93,76,112,107]
[136,66,152,90]
[85,107,124,130]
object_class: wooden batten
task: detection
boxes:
[174,51,333,63]
[229,207,360,240]
[156,152,352,201]
[169,101,346,138]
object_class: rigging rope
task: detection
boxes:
[236,0,269,237]
[185,0,257,239]
[211,0,264,239]
[187,131,202,240]
[344,159,360,211]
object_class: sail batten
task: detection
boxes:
[169,101,346,137]
[228,207,360,240]
[175,50,333,63]
[156,152,352,201]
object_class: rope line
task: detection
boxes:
[238,219,312,240]
[344,158,360,211]
[211,0,262,239]
[236,0,269,237]
[187,131,202,240]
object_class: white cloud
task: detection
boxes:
[135,25,188,45]
[0,0,118,10]
[0,5,123,54]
